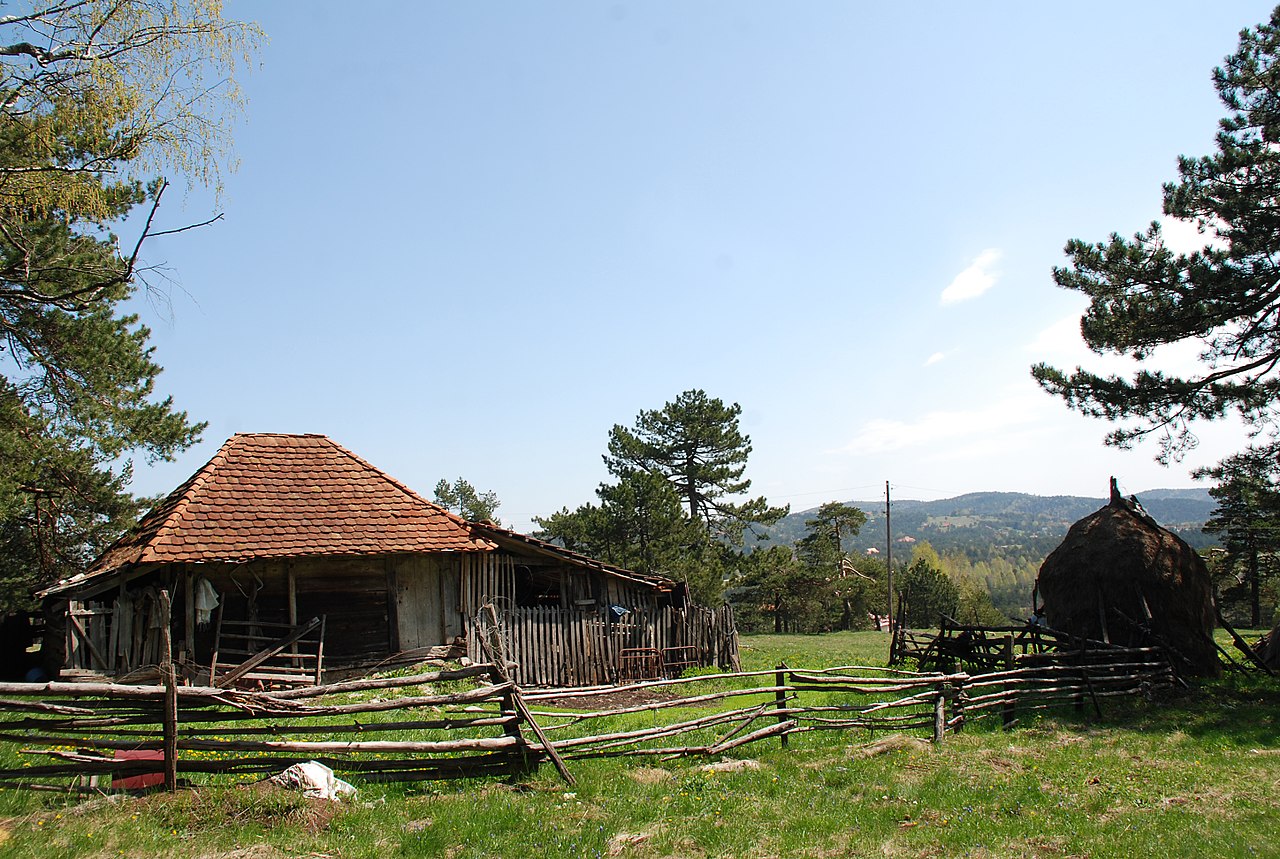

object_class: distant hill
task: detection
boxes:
[756,488,1217,562]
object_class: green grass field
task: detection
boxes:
[1,631,1277,858]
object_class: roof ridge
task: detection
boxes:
[230,431,327,438]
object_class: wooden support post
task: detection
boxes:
[159,590,179,792]
[288,563,301,663]
[313,616,326,686]
[774,663,790,748]
[208,598,224,686]
[183,569,194,665]
[1096,591,1112,645]
[491,662,527,770]
[382,562,398,655]
[1074,642,1087,714]
[437,559,448,647]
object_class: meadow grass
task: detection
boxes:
[0,630,1276,858]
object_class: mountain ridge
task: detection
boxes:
[759,488,1216,559]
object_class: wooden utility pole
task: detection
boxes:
[885,481,893,633]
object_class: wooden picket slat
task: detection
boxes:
[487,602,739,688]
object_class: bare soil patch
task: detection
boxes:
[533,687,680,710]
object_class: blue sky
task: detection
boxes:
[124,2,1274,530]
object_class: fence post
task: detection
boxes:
[775,662,789,749]
[933,682,947,744]
[489,662,529,777]
[479,604,576,786]
[1077,640,1103,719]
[1074,641,1087,714]
[952,673,968,733]
[159,589,179,792]
[1001,635,1016,730]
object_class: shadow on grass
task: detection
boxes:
[1092,672,1280,748]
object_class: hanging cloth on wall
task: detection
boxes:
[195,578,220,628]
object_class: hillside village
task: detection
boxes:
[764,488,1218,557]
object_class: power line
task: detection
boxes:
[769,484,885,500]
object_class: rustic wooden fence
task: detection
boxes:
[0,644,1174,793]
[520,645,1175,758]
[0,663,543,791]
[890,619,1073,671]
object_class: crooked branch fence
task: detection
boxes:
[519,645,1174,758]
[0,645,1174,793]
[890,620,1088,673]
[0,664,539,791]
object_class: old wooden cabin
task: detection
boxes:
[39,433,738,687]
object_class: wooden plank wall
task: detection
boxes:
[67,588,169,674]
[457,550,741,687]
[497,603,740,687]
[500,607,611,686]
[460,553,516,663]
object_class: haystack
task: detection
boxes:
[1260,618,1280,670]
[1035,479,1219,676]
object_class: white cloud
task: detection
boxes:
[1158,215,1227,256]
[924,352,945,366]
[834,395,1042,456]
[940,248,1002,305]
[1026,312,1085,360]
[1029,306,1212,378]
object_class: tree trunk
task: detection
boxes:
[1250,544,1261,628]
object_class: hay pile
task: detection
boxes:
[1036,485,1219,676]
[1260,618,1280,670]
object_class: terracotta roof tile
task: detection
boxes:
[61,433,495,583]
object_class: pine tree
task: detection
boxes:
[1200,449,1280,626]
[1032,7,1280,467]
[731,545,829,634]
[539,390,787,605]
[898,554,960,629]
[794,501,870,630]
[604,389,788,541]
[433,478,502,524]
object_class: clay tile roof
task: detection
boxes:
[46,434,495,593]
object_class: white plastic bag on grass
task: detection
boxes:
[269,761,356,800]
